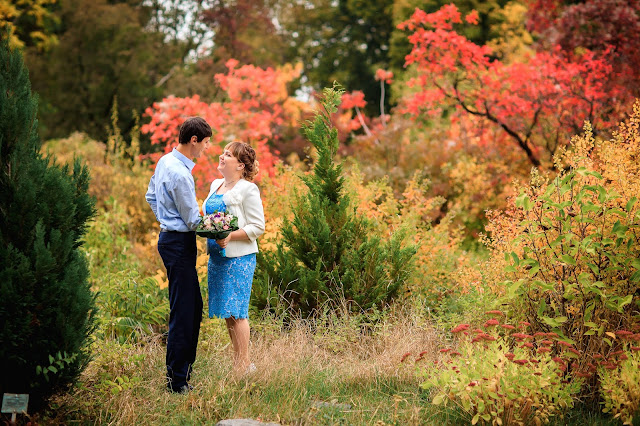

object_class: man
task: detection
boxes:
[145,117,212,393]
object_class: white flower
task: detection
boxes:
[224,190,242,206]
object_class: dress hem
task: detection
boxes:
[208,313,249,320]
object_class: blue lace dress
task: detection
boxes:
[205,194,257,319]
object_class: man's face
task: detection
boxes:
[193,137,211,158]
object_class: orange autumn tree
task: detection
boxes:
[398,4,631,169]
[141,60,303,191]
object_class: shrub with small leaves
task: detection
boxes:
[486,103,640,398]
[599,340,640,425]
[95,271,169,343]
[421,312,582,425]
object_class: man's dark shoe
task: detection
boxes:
[168,384,194,394]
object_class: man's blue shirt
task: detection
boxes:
[146,148,201,232]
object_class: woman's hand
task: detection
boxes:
[216,233,232,248]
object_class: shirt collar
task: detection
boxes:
[171,147,195,172]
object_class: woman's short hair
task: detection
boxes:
[225,141,260,181]
[178,117,212,144]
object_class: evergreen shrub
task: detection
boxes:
[0,35,96,410]
[254,84,415,316]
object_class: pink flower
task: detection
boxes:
[483,319,499,327]
[451,324,470,333]
[341,91,366,109]
[375,68,394,84]
[512,333,533,340]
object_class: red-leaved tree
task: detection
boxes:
[398,4,630,168]
[141,60,303,192]
[526,0,640,100]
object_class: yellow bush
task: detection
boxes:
[483,101,640,400]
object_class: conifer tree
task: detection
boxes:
[255,84,415,316]
[0,34,96,410]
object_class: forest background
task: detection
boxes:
[2,0,640,424]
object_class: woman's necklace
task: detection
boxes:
[224,179,238,188]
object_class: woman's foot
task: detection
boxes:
[233,362,256,378]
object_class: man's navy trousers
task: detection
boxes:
[158,230,202,392]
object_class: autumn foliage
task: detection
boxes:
[24,0,640,421]
[141,60,304,191]
[398,4,631,168]
[526,0,640,99]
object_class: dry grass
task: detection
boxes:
[45,305,458,425]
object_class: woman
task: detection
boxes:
[201,141,265,376]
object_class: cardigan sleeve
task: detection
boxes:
[241,183,265,242]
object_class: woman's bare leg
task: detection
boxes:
[225,317,250,373]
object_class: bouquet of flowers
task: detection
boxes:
[196,211,239,240]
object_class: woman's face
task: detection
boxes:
[218,149,243,177]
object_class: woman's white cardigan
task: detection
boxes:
[201,179,265,258]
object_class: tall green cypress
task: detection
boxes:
[0,35,96,410]
[255,84,415,316]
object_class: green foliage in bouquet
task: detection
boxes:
[254,83,415,316]
[0,35,96,410]
[196,211,239,240]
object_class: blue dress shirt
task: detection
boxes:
[145,148,201,232]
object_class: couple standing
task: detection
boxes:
[145,117,265,393]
